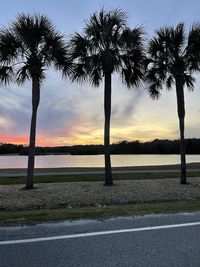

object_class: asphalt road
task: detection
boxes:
[1,212,200,266]
[0,168,200,177]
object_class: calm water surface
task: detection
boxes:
[0,154,200,169]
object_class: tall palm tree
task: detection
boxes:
[146,23,200,184]
[69,9,144,185]
[0,14,71,189]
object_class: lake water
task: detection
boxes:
[0,154,200,169]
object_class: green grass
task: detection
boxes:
[0,163,200,185]
[0,171,200,185]
[1,200,200,225]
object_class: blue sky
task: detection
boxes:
[0,0,200,146]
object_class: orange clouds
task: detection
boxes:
[0,134,48,146]
[0,134,28,145]
[0,122,178,147]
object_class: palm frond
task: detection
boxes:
[43,32,72,74]
[121,66,143,88]
[16,65,30,85]
[89,68,102,87]
[85,8,127,37]
[170,23,185,56]
[0,28,20,64]
[120,26,144,49]
[166,74,174,89]
[185,23,200,71]
[0,13,70,84]
[69,33,90,59]
[12,14,54,51]
[184,74,195,90]
[146,67,164,83]
[148,83,162,99]
[70,63,88,84]
[69,8,145,89]
[146,22,198,98]
[0,66,14,84]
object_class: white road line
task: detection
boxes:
[1,221,200,246]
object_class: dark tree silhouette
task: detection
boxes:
[69,9,145,185]
[146,23,200,184]
[0,14,71,189]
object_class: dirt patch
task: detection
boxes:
[1,178,200,211]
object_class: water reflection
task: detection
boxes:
[0,154,200,168]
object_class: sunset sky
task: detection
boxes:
[0,0,200,146]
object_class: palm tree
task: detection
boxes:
[0,14,71,189]
[146,23,200,184]
[69,9,144,185]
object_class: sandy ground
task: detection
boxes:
[0,178,200,211]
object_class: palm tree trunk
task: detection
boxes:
[26,76,40,189]
[104,72,113,185]
[175,77,187,184]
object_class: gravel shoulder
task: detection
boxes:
[1,177,200,211]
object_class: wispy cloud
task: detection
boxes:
[0,72,200,146]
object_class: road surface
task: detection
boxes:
[1,212,200,266]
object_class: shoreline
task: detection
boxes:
[0,162,200,173]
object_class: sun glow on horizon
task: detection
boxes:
[0,122,180,147]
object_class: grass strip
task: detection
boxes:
[1,200,200,225]
[0,172,200,185]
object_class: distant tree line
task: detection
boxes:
[0,143,23,154]
[1,139,200,155]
